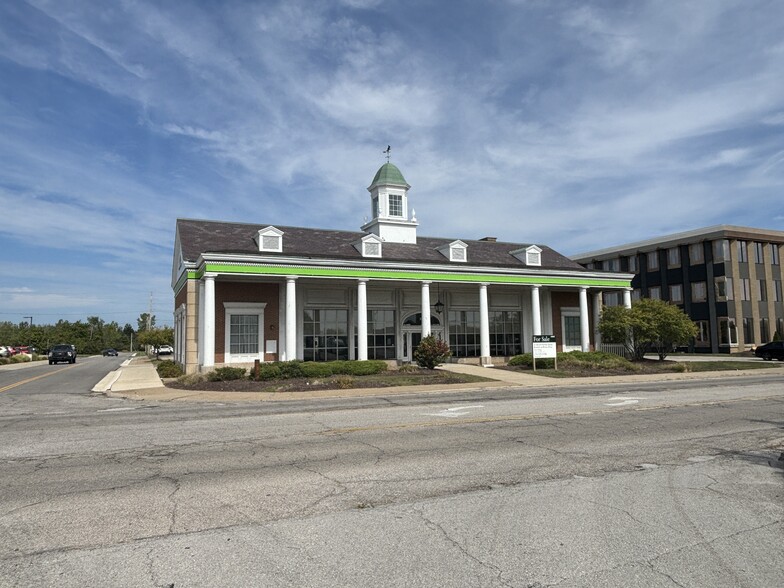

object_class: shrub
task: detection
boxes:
[508,350,637,371]
[156,360,184,378]
[177,372,209,386]
[300,362,335,378]
[277,361,304,379]
[0,357,10,365]
[208,367,247,381]
[413,336,452,369]
[10,354,31,364]
[508,353,533,367]
[397,363,422,373]
[256,364,282,380]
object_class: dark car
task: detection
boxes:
[754,341,784,361]
[102,348,119,356]
[49,344,77,364]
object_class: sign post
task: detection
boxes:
[532,335,557,371]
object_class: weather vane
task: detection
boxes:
[383,145,391,163]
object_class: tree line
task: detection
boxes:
[0,313,173,356]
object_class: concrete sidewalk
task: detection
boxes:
[93,355,784,403]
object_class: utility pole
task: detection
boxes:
[24,316,33,327]
[147,292,153,332]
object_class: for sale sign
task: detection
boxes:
[532,335,556,358]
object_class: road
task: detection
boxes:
[0,359,782,587]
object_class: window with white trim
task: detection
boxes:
[719,318,738,346]
[389,194,403,217]
[648,286,661,300]
[257,226,284,252]
[716,276,733,301]
[694,320,710,347]
[223,302,266,362]
[691,281,707,302]
[669,284,683,303]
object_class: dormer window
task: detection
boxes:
[511,245,542,266]
[256,226,284,253]
[353,234,383,258]
[389,194,403,217]
[438,240,468,263]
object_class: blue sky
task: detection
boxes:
[1,0,783,328]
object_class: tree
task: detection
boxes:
[137,313,156,333]
[413,335,452,369]
[137,327,174,358]
[599,298,698,361]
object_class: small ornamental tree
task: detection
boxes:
[413,335,452,369]
[137,327,174,359]
[599,298,698,361]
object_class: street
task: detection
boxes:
[0,360,782,587]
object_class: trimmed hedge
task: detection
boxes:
[208,366,247,381]
[252,360,387,381]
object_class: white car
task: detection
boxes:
[157,345,174,355]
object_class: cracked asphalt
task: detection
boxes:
[0,359,783,587]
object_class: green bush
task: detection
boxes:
[208,366,247,381]
[334,375,354,389]
[508,353,534,367]
[0,357,10,365]
[277,361,304,379]
[256,364,282,380]
[10,354,31,364]
[508,351,637,371]
[300,362,335,378]
[344,360,387,375]
[156,360,184,378]
[413,336,452,369]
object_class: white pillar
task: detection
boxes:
[198,280,205,366]
[285,277,297,361]
[579,287,590,352]
[479,283,491,364]
[623,288,632,309]
[531,285,542,336]
[593,291,603,350]
[421,282,431,337]
[357,279,368,361]
[203,275,215,367]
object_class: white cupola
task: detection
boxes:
[360,162,418,244]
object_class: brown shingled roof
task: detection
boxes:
[176,218,587,272]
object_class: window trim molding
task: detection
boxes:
[256,226,284,253]
[223,302,266,363]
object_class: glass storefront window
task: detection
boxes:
[303,309,349,361]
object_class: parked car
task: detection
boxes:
[754,341,784,361]
[157,345,174,355]
[49,344,77,364]
[102,348,119,356]
[0,346,11,357]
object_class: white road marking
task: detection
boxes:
[98,407,138,412]
[605,396,645,407]
[423,405,485,418]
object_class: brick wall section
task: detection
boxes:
[214,282,280,363]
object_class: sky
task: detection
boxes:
[1,0,784,329]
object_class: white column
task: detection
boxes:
[593,291,603,350]
[421,282,431,337]
[579,287,590,352]
[203,275,215,367]
[285,277,297,361]
[198,281,205,366]
[531,285,542,336]
[623,288,632,309]
[357,279,368,361]
[479,283,491,363]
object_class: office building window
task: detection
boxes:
[719,318,738,346]
[760,318,769,343]
[737,241,748,262]
[758,279,767,301]
[648,286,661,300]
[742,317,754,344]
[775,280,782,302]
[740,278,751,301]
[715,277,733,301]
[669,284,683,303]
[771,244,780,265]
[754,242,764,264]
[694,320,710,347]
[667,247,681,268]
[585,262,594,270]
[627,255,638,273]
[689,243,704,265]
[647,251,659,270]
[691,282,707,302]
[713,239,730,261]
[604,292,620,306]
[603,258,619,271]
[777,318,784,339]
[632,289,641,301]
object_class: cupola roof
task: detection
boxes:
[369,162,409,190]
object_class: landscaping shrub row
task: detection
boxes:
[508,350,639,371]
[252,360,388,381]
[156,360,184,378]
